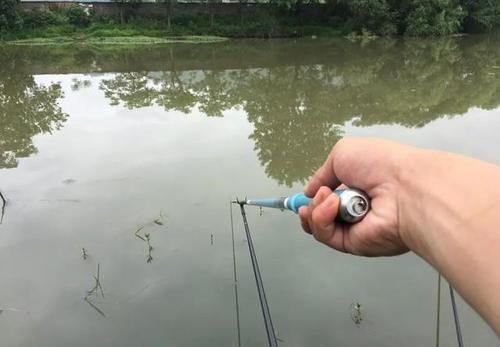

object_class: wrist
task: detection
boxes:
[396,148,462,261]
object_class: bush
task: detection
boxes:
[20,9,67,28]
[464,0,500,32]
[0,0,22,32]
[340,0,397,35]
[405,0,465,36]
[65,6,91,27]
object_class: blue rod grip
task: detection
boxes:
[285,190,345,213]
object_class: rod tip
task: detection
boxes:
[231,197,247,206]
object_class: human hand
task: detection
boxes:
[299,137,414,256]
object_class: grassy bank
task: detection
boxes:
[3,21,342,45]
[7,34,228,46]
[0,5,345,45]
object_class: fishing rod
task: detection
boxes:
[449,284,465,347]
[235,187,467,347]
[242,188,370,223]
[232,201,278,347]
[229,202,242,347]
[230,188,369,346]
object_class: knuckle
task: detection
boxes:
[311,207,324,226]
[312,228,322,242]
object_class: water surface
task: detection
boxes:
[1,37,499,347]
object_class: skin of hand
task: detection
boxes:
[299,137,500,335]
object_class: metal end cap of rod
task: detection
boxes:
[338,189,370,223]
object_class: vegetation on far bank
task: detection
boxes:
[7,35,227,45]
[0,0,499,43]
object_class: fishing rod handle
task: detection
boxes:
[285,188,370,223]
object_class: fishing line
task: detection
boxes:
[229,202,242,347]
[235,201,278,347]
[435,273,441,347]
[449,284,465,347]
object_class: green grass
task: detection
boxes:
[7,35,228,45]
[1,14,346,44]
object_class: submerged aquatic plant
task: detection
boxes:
[134,210,166,263]
[84,263,105,317]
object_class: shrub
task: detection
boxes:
[65,6,91,27]
[340,0,397,36]
[20,9,67,28]
[0,0,22,32]
[464,0,500,32]
[405,0,465,36]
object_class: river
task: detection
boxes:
[0,36,499,346]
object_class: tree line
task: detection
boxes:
[1,0,499,37]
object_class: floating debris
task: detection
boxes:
[0,307,27,315]
[153,210,166,226]
[350,302,363,327]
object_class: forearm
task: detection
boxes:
[400,149,500,335]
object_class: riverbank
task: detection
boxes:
[1,1,498,45]
[2,20,342,45]
[6,34,228,46]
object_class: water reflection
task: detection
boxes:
[0,50,67,169]
[1,37,500,186]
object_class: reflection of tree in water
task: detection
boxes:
[71,77,92,92]
[0,51,67,169]
[240,65,344,186]
[100,69,237,117]
[97,37,500,186]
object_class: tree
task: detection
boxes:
[116,0,142,25]
[156,0,175,29]
[0,0,21,33]
[463,0,500,32]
